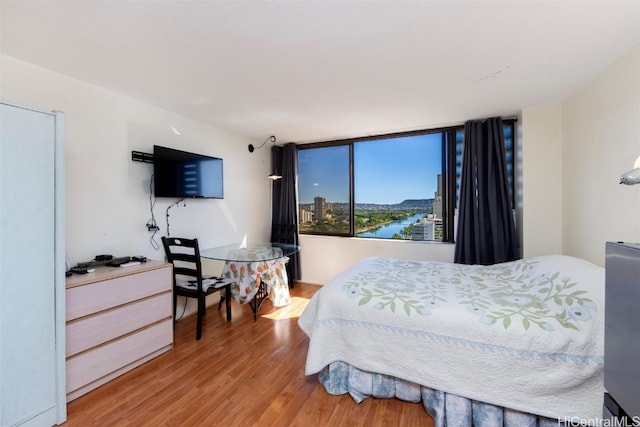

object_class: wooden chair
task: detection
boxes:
[161,237,232,340]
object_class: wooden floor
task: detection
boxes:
[62,282,434,426]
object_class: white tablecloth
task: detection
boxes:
[222,254,290,308]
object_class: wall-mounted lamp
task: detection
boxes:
[268,169,282,180]
[248,135,282,180]
[248,135,276,153]
[620,155,640,185]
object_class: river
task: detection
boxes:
[356,212,426,239]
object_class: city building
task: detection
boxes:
[433,174,443,219]
[412,215,443,241]
[314,196,326,221]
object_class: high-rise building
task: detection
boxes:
[314,196,326,221]
[433,174,443,219]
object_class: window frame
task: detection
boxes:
[297,119,516,243]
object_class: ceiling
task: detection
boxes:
[1,1,639,143]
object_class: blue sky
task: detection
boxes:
[298,133,442,205]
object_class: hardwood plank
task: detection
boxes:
[62,283,434,426]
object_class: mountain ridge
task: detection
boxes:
[356,198,434,210]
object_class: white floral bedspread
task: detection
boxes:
[298,255,605,420]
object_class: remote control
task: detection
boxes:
[119,261,141,268]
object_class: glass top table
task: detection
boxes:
[200,242,300,262]
[201,242,300,320]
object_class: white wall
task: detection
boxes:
[0,54,273,269]
[561,44,640,266]
[520,103,564,258]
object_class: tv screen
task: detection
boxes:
[153,145,223,199]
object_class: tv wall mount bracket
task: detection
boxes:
[131,151,153,163]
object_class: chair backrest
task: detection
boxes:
[161,237,203,287]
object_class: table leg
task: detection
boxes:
[248,280,269,321]
[225,286,231,321]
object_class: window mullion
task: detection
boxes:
[443,129,457,243]
[349,143,355,236]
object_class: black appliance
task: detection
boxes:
[604,242,640,422]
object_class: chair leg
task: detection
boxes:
[173,291,178,326]
[196,295,205,340]
[216,290,232,321]
[286,262,294,289]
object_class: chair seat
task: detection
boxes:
[176,277,234,292]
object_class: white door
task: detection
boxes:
[0,102,66,426]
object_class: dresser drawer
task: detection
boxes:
[66,292,172,357]
[66,266,171,321]
[66,319,173,394]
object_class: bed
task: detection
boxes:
[298,256,604,426]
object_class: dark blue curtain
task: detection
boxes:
[454,117,520,265]
[271,143,301,283]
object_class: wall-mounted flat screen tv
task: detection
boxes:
[153,145,224,199]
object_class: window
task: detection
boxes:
[298,145,351,235]
[298,120,515,242]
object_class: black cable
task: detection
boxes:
[149,229,159,250]
[149,174,157,224]
[166,197,186,237]
[147,174,160,250]
[174,296,188,321]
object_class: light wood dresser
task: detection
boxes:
[65,260,173,402]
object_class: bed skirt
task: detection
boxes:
[319,361,559,427]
